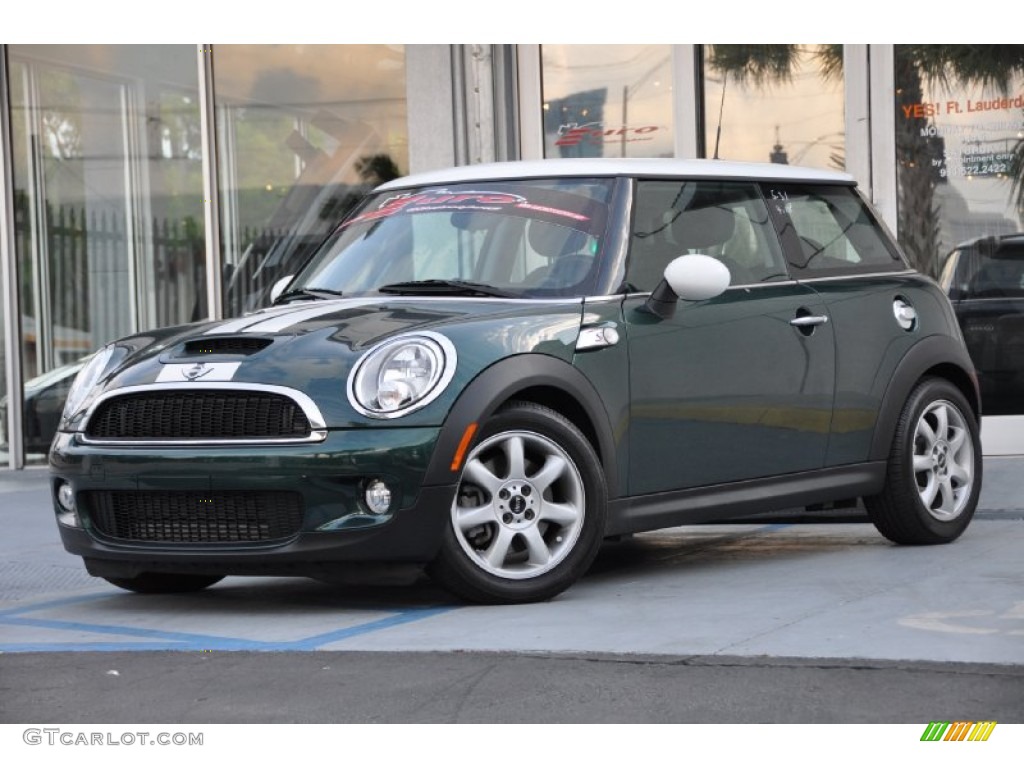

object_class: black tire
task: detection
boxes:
[103,573,225,594]
[428,401,607,604]
[864,377,982,545]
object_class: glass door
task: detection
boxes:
[7,45,203,462]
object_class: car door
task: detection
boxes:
[763,182,916,466]
[624,179,836,495]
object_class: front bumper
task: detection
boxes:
[49,427,456,578]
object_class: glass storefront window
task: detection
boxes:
[894,45,1024,275]
[8,45,203,461]
[702,44,844,170]
[214,45,409,315]
[895,45,1024,418]
[540,45,674,159]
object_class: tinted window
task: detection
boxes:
[628,180,788,292]
[942,241,1024,300]
[765,184,905,277]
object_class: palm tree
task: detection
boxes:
[894,46,1024,274]
[707,44,1024,276]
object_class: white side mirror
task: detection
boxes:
[664,254,731,301]
[269,275,294,303]
[643,254,730,319]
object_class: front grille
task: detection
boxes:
[86,390,312,440]
[86,490,303,543]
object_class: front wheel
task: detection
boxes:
[864,378,982,545]
[428,401,607,604]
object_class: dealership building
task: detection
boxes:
[1,44,1022,468]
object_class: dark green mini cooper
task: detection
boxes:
[50,159,983,603]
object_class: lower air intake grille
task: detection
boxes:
[86,390,312,440]
[86,490,303,543]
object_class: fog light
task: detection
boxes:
[364,479,392,515]
[55,482,81,528]
[57,482,76,512]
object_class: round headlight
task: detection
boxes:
[347,332,457,418]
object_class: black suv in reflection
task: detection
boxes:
[940,233,1024,415]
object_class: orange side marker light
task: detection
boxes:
[450,422,478,472]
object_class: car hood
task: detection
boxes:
[75,296,588,429]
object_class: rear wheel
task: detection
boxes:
[865,378,981,544]
[429,401,607,604]
[103,573,224,594]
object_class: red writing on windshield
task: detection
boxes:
[348,189,591,226]
[349,191,526,225]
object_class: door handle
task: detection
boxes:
[790,314,829,327]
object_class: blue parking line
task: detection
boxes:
[0,641,210,652]
[0,591,119,618]
[0,592,456,653]
[0,614,280,648]
[287,607,455,650]
[0,523,789,653]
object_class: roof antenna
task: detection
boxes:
[712,73,727,160]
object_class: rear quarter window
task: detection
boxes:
[764,183,906,278]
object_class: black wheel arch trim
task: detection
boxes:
[423,353,619,496]
[869,334,981,462]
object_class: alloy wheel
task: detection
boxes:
[451,430,586,580]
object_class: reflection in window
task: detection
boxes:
[894,45,1024,276]
[8,45,204,461]
[291,180,613,299]
[895,46,1024,419]
[629,181,787,290]
[541,45,673,159]
[215,45,409,315]
[768,185,902,276]
[703,45,844,170]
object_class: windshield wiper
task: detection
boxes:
[377,279,519,298]
[273,287,345,304]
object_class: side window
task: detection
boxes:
[628,180,788,292]
[765,184,905,277]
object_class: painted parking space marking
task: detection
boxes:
[0,591,455,653]
[899,601,1024,636]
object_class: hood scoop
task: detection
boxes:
[182,336,273,356]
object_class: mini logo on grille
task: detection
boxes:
[184,363,211,381]
[156,361,241,383]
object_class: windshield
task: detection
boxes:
[287,178,615,299]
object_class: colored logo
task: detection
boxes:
[348,189,591,226]
[920,721,997,741]
[554,122,662,148]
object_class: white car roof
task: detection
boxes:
[377,158,855,191]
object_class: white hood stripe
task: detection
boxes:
[203,296,583,336]
[202,305,305,335]
[239,299,383,333]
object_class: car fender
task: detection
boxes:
[422,353,619,496]
[869,334,980,462]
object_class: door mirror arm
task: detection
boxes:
[642,281,681,319]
